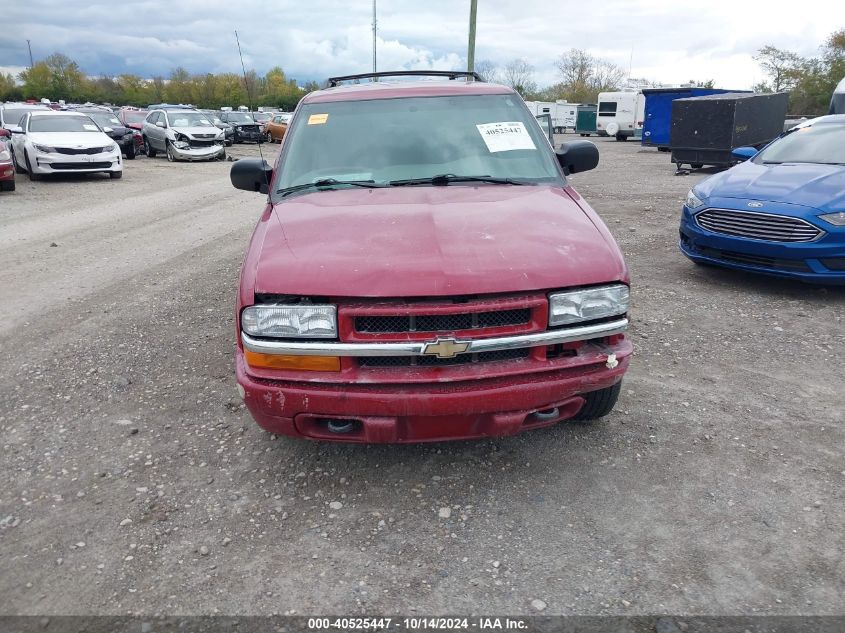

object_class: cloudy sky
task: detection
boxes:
[0,0,838,89]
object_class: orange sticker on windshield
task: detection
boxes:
[308,114,328,125]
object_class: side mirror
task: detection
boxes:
[7,125,23,134]
[731,146,757,161]
[103,127,114,133]
[155,121,166,128]
[556,140,599,175]
[231,158,273,194]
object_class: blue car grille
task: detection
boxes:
[695,208,823,243]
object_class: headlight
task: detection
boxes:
[818,211,845,226]
[686,189,705,209]
[548,284,629,327]
[241,304,337,339]
[106,143,118,152]
[0,150,10,161]
[34,144,56,153]
[173,140,190,150]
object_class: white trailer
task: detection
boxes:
[596,91,645,141]
[553,101,578,133]
[523,101,556,118]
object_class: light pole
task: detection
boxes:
[26,39,34,68]
[467,0,478,74]
[372,0,377,75]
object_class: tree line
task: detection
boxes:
[2,30,842,113]
[753,29,844,114]
[0,53,319,111]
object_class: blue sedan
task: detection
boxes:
[679,115,845,284]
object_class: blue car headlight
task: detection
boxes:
[686,189,705,209]
[818,212,845,227]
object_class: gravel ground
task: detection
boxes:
[0,137,843,616]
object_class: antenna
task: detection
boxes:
[234,30,271,197]
[372,0,377,76]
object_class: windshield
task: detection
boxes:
[29,115,100,133]
[86,112,122,128]
[3,108,47,127]
[226,112,255,123]
[121,110,148,125]
[755,123,845,165]
[166,112,214,127]
[274,94,561,197]
[254,112,271,121]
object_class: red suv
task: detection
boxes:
[230,71,632,443]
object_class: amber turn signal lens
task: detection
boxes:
[244,350,340,372]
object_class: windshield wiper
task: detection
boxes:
[277,179,387,197]
[388,174,530,187]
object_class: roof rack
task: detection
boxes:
[326,70,484,88]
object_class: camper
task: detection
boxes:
[596,91,645,141]
[830,76,845,114]
[523,101,556,118]
[553,101,578,133]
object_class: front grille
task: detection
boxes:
[189,141,216,148]
[356,308,531,333]
[239,125,260,133]
[695,208,823,243]
[696,246,811,272]
[49,162,113,170]
[358,348,531,368]
[192,134,217,139]
[54,147,107,155]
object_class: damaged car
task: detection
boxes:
[141,108,226,162]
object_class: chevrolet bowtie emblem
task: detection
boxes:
[422,338,471,359]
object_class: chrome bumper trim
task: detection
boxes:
[241,318,628,357]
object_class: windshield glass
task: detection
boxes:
[29,115,100,133]
[3,107,47,127]
[121,110,148,125]
[226,112,255,123]
[86,112,121,128]
[253,112,271,122]
[755,122,845,165]
[274,94,560,196]
[166,111,214,127]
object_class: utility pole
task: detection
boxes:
[372,0,377,75]
[467,0,478,74]
[26,39,34,68]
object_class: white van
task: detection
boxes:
[596,91,645,141]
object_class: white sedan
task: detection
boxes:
[10,110,122,180]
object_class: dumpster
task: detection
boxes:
[575,104,597,136]
[641,87,745,149]
[669,92,789,170]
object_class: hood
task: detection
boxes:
[697,160,845,212]
[171,126,222,139]
[104,125,131,138]
[252,185,626,298]
[231,121,258,127]
[27,131,112,148]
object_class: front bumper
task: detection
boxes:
[171,143,225,161]
[0,161,13,181]
[32,150,121,174]
[236,323,632,443]
[233,128,264,142]
[679,205,845,284]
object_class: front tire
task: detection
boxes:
[125,143,136,160]
[13,150,25,174]
[109,171,123,179]
[25,153,40,181]
[0,180,14,192]
[144,137,157,158]
[166,142,177,162]
[575,382,622,420]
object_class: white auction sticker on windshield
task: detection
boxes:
[83,124,98,131]
[476,121,536,152]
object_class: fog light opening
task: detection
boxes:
[325,418,360,435]
[532,407,560,422]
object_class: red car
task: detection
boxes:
[230,71,632,443]
[0,129,14,192]
[117,107,148,152]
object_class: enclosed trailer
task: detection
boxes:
[830,76,845,114]
[575,104,597,136]
[641,87,747,149]
[553,101,578,133]
[523,101,556,118]
[596,91,644,140]
[669,92,788,170]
